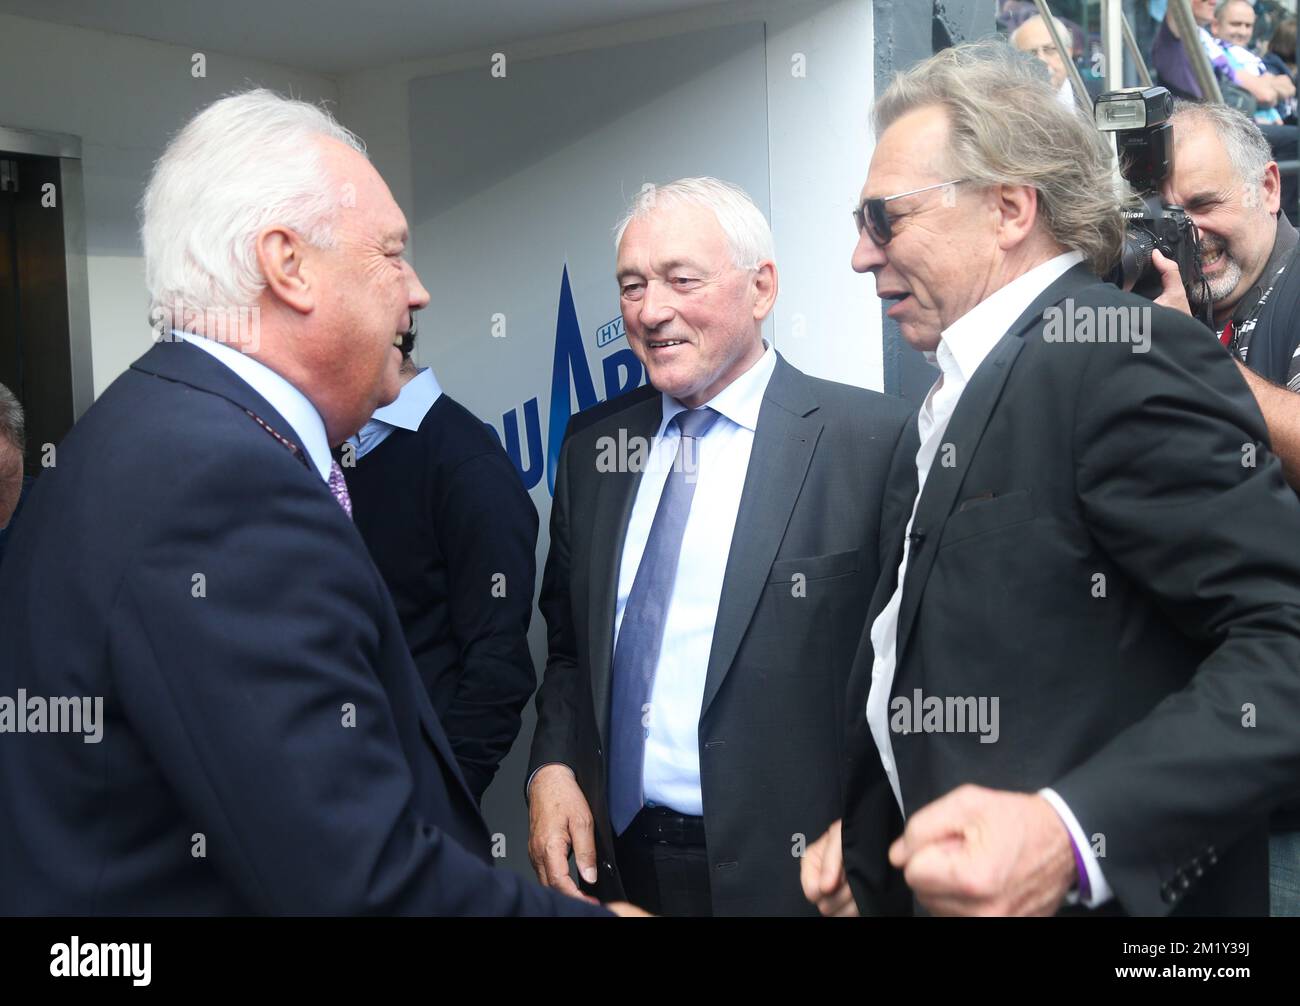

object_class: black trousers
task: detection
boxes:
[614,806,712,917]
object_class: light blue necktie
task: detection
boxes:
[608,406,720,835]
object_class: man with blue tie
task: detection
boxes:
[527,177,912,916]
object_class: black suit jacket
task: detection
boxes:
[344,393,539,802]
[0,340,605,916]
[842,266,1300,917]
[529,353,912,915]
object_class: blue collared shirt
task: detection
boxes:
[348,367,443,460]
[613,344,778,815]
[176,331,332,483]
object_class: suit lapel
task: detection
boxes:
[891,264,1099,675]
[132,339,304,451]
[863,428,919,639]
[589,394,664,754]
[700,357,821,718]
[135,341,488,818]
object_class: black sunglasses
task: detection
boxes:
[852,179,967,247]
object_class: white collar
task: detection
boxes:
[657,343,778,437]
[931,251,1085,385]
[176,331,332,482]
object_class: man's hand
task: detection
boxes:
[527,764,600,903]
[1239,73,1280,107]
[1271,73,1296,99]
[889,785,1076,916]
[800,819,859,916]
[606,901,653,917]
[1152,248,1194,317]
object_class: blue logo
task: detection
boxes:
[595,315,626,348]
[490,267,646,496]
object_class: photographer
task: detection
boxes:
[1151,100,1300,493]
[1151,98,1300,913]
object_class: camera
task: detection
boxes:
[1094,86,1211,321]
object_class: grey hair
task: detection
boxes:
[1170,100,1273,187]
[873,39,1125,276]
[612,176,775,269]
[1214,0,1253,22]
[0,382,23,455]
[1009,14,1069,48]
[140,89,366,334]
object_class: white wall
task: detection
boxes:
[339,0,881,391]
[0,13,339,396]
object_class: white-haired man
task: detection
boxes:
[804,41,1300,917]
[0,90,619,916]
[1010,14,1075,109]
[527,177,913,915]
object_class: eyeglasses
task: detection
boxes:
[852,179,967,247]
[1022,44,1061,60]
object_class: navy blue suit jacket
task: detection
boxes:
[0,339,606,916]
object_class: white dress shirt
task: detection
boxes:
[613,345,778,816]
[1056,77,1076,110]
[176,331,332,483]
[348,367,443,460]
[863,251,1113,908]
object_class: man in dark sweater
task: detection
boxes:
[343,330,539,802]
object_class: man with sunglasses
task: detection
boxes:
[801,41,1300,917]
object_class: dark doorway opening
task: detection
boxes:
[0,151,74,477]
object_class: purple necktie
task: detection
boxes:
[328,460,353,519]
[243,407,352,520]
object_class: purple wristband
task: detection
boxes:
[1067,831,1092,902]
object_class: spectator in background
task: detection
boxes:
[341,327,540,804]
[1263,17,1297,79]
[1211,0,1296,123]
[1251,0,1290,51]
[1154,0,1276,109]
[1154,0,1299,219]
[0,382,32,567]
[1215,0,1262,51]
[996,0,1039,36]
[1011,14,1078,110]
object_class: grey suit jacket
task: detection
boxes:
[529,353,912,915]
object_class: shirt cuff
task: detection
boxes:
[1039,787,1114,909]
[526,762,574,801]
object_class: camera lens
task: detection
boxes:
[1118,229,1157,293]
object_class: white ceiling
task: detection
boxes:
[0,0,735,75]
